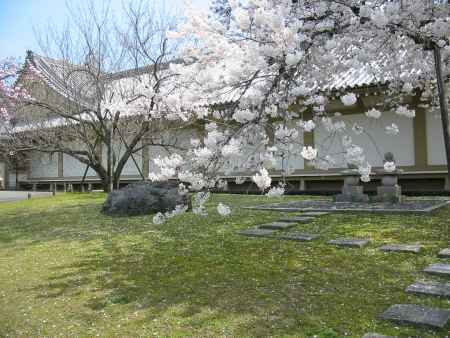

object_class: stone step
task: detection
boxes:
[238,229,277,238]
[362,334,396,338]
[327,238,370,248]
[256,207,300,212]
[258,222,297,230]
[424,263,450,277]
[300,212,330,217]
[438,248,450,258]
[279,233,320,242]
[379,304,450,329]
[277,216,315,223]
[406,280,450,298]
[379,244,423,254]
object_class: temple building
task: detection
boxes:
[0,51,449,193]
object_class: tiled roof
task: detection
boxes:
[25,51,97,109]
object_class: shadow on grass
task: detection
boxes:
[2,193,450,337]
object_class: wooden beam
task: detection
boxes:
[303,111,314,170]
[58,152,64,178]
[413,102,428,168]
[142,144,149,178]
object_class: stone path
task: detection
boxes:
[327,238,370,248]
[438,248,450,258]
[277,216,315,223]
[239,212,319,241]
[378,245,450,332]
[238,209,450,333]
[406,281,450,298]
[244,199,450,214]
[379,304,450,329]
[300,211,330,217]
[379,244,423,254]
[424,263,450,277]
[0,191,53,202]
[258,222,297,230]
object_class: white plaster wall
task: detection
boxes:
[314,111,415,168]
[426,111,447,165]
[105,140,140,176]
[29,151,58,178]
[272,123,305,171]
[63,153,97,177]
[8,172,28,189]
[63,142,97,177]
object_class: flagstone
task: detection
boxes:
[379,244,423,254]
[327,238,370,248]
[379,304,450,329]
[258,222,297,230]
[438,248,450,258]
[406,280,450,298]
[424,263,450,277]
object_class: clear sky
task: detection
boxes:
[0,0,210,60]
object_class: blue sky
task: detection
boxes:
[0,0,210,60]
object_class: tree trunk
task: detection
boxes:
[102,176,112,193]
[433,45,450,190]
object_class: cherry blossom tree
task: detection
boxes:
[1,0,190,192]
[140,0,449,215]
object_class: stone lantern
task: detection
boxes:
[336,164,369,203]
[375,152,403,203]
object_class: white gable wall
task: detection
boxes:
[29,151,59,178]
[314,111,415,168]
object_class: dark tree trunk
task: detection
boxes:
[433,45,450,190]
[102,179,112,193]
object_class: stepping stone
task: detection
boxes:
[406,281,450,298]
[327,238,370,248]
[238,229,277,238]
[362,334,396,338]
[301,212,329,217]
[277,216,315,223]
[379,244,423,254]
[258,222,296,230]
[424,263,450,277]
[379,304,450,329]
[438,248,450,258]
[260,207,299,212]
[279,233,320,242]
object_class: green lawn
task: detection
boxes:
[0,193,449,337]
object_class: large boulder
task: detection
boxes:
[102,181,191,216]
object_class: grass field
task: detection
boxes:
[0,193,449,337]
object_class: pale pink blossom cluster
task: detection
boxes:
[143,0,449,202]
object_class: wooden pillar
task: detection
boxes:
[303,110,314,170]
[58,152,64,178]
[413,103,428,168]
[32,183,37,191]
[88,183,93,192]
